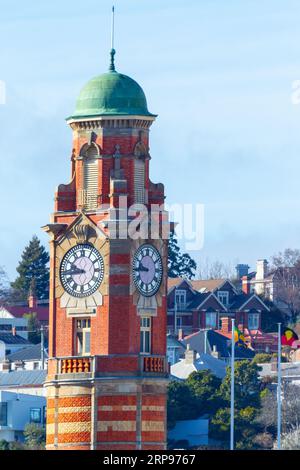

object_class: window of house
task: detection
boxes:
[205,312,217,329]
[0,403,7,426]
[248,313,260,330]
[75,319,91,356]
[0,324,11,331]
[140,317,151,354]
[30,408,41,424]
[175,290,186,309]
[176,316,183,328]
[43,406,47,425]
[217,291,229,306]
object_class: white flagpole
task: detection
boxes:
[277,322,282,450]
[230,318,235,450]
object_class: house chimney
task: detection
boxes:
[28,279,37,309]
[184,344,196,364]
[178,328,183,341]
[241,275,250,295]
[236,264,249,280]
[2,359,11,373]
[211,345,220,359]
[256,259,268,281]
[220,317,232,334]
[12,326,16,336]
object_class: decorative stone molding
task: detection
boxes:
[74,223,90,244]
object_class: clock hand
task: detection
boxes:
[63,267,86,275]
[134,264,149,272]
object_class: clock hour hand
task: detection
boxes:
[63,266,85,275]
[134,264,149,273]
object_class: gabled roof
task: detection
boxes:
[171,352,226,379]
[182,329,255,360]
[6,344,48,362]
[0,333,31,345]
[2,305,49,322]
[188,292,227,311]
[231,293,270,311]
[190,279,225,293]
[0,369,46,387]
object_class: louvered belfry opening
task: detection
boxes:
[134,158,145,204]
[82,145,99,210]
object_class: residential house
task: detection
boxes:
[167,278,270,341]
[170,344,226,379]
[1,291,49,326]
[2,344,48,372]
[182,329,255,364]
[0,391,46,442]
[0,333,32,357]
[0,369,47,397]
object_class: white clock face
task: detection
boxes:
[133,244,163,297]
[60,244,104,298]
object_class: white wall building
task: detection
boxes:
[0,390,46,442]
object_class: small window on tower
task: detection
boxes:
[75,318,91,356]
[140,317,151,354]
[80,144,99,210]
[134,159,145,204]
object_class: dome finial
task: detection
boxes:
[109,6,116,72]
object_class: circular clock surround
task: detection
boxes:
[60,244,104,298]
[132,244,163,297]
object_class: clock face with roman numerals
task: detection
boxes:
[133,244,163,297]
[60,244,104,298]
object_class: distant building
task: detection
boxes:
[0,332,32,356]
[2,344,48,372]
[0,310,28,340]
[0,391,46,442]
[240,259,298,316]
[1,292,49,326]
[0,369,47,397]
[167,278,270,342]
[168,417,209,448]
[182,329,255,364]
[170,344,226,379]
[167,334,186,366]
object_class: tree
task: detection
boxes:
[186,370,222,415]
[0,439,10,450]
[167,381,199,429]
[198,258,234,280]
[11,236,49,301]
[23,312,41,344]
[23,423,46,450]
[270,248,300,324]
[274,426,300,450]
[219,361,262,409]
[0,267,10,306]
[210,361,263,449]
[168,231,197,279]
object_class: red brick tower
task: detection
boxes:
[43,48,169,450]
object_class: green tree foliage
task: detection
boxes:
[11,236,49,301]
[168,231,197,279]
[23,312,41,344]
[186,370,222,415]
[23,423,46,450]
[219,361,261,409]
[167,381,199,429]
[0,439,10,450]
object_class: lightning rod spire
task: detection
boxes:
[109,6,116,72]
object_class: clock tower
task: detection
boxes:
[43,49,169,450]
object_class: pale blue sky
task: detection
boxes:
[1,0,300,281]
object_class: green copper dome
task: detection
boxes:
[69,68,154,119]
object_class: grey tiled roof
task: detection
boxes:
[0,333,31,345]
[7,344,48,362]
[0,370,46,387]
